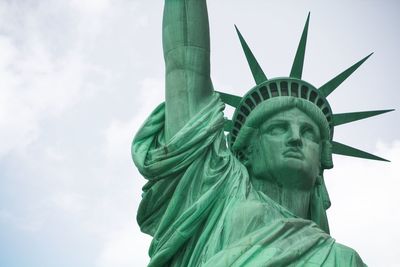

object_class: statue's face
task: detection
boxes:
[250,108,321,190]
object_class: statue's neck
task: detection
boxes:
[250,177,311,219]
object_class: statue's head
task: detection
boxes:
[218,15,392,232]
[228,78,334,182]
[233,96,332,191]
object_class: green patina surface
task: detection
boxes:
[132,1,392,266]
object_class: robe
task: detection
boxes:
[132,94,366,267]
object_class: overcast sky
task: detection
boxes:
[0,1,399,266]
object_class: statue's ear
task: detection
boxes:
[321,140,333,169]
[235,128,258,168]
[240,144,253,168]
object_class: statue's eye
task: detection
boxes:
[266,123,287,135]
[301,125,320,142]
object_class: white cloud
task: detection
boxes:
[50,192,89,214]
[0,2,151,266]
[69,0,110,14]
[0,1,112,158]
[96,224,151,267]
[103,77,163,161]
[92,77,163,267]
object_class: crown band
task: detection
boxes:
[228,77,334,149]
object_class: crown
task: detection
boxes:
[219,13,393,162]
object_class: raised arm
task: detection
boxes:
[163,0,214,141]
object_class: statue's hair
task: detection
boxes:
[232,96,333,169]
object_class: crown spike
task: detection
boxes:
[216,91,242,108]
[333,109,394,126]
[235,25,268,85]
[319,53,373,97]
[290,12,310,79]
[332,141,389,162]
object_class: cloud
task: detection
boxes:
[69,0,110,14]
[94,77,162,266]
[0,1,153,265]
[50,192,89,214]
[103,78,163,161]
[96,224,152,267]
[0,1,111,158]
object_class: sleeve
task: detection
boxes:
[132,93,227,236]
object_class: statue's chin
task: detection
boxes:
[249,156,319,191]
[266,163,316,191]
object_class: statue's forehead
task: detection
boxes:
[261,107,319,126]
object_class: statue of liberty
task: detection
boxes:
[132,1,392,266]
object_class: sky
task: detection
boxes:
[0,0,399,266]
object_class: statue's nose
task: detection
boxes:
[287,127,302,147]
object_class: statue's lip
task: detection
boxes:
[282,148,304,159]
